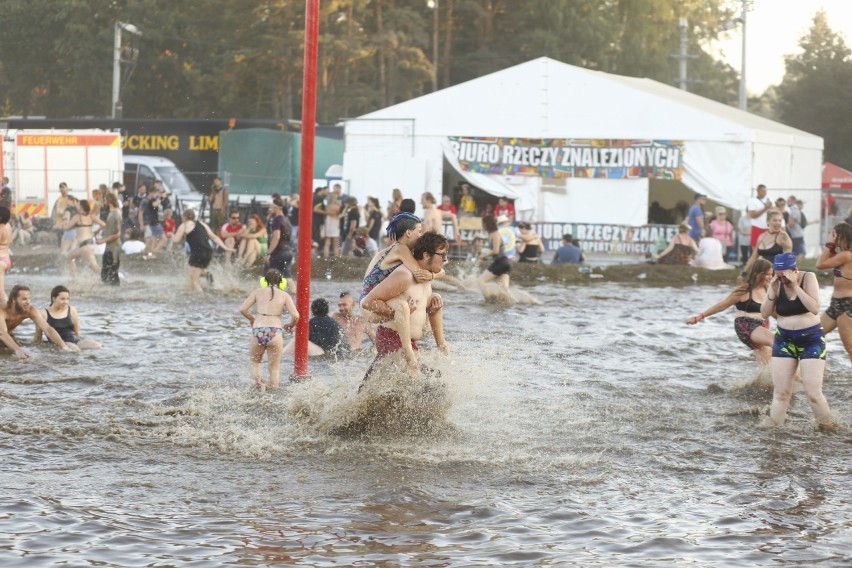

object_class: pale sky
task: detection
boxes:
[711,0,852,95]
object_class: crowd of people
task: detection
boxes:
[655,186,807,270]
[6,177,850,429]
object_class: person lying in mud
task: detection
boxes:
[360,231,450,382]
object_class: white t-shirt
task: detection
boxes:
[747,196,772,229]
[694,237,733,270]
[122,240,147,255]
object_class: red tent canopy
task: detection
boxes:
[822,162,852,189]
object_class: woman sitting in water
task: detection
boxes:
[516,222,543,263]
[34,285,102,349]
[761,253,833,428]
[239,269,299,390]
[656,223,698,265]
[686,258,773,365]
[236,214,268,268]
[816,222,852,364]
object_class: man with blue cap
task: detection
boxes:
[760,252,834,427]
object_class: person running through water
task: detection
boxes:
[171,209,233,293]
[686,258,774,365]
[761,253,833,428]
[239,269,299,390]
[360,231,450,380]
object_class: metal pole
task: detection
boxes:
[112,22,121,119]
[293,0,321,380]
[432,0,439,92]
[738,0,748,110]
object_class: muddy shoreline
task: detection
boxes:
[7,246,833,288]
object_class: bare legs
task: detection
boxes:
[249,332,284,389]
[238,239,260,267]
[768,357,832,426]
[750,326,774,366]
[189,266,205,293]
[66,245,100,276]
[323,236,340,258]
[0,263,6,304]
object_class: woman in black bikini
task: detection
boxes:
[65,199,105,276]
[816,222,852,364]
[516,222,543,263]
[686,258,774,365]
[743,210,792,273]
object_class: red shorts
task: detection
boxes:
[750,226,767,248]
[361,326,418,385]
[0,256,10,271]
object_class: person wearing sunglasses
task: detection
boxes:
[219,209,244,266]
[360,231,451,382]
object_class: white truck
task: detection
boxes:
[0,129,123,218]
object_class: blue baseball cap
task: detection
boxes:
[773,252,798,271]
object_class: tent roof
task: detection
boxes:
[823,162,852,189]
[359,57,822,149]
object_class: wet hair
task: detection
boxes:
[412,231,449,260]
[265,269,283,299]
[128,228,144,241]
[517,222,531,230]
[183,209,196,221]
[0,205,9,224]
[311,298,330,317]
[50,285,70,304]
[400,198,416,214]
[834,222,852,251]
[482,215,498,233]
[8,284,30,307]
[79,199,91,214]
[385,212,421,240]
[422,192,436,204]
[105,193,119,208]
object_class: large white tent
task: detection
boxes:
[343,57,822,244]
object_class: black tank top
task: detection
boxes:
[46,309,77,343]
[734,290,762,313]
[776,275,810,317]
[757,233,784,262]
[186,221,212,253]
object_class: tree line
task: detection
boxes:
[0,2,850,166]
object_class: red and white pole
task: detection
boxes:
[292,0,320,380]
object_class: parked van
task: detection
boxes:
[123,155,205,214]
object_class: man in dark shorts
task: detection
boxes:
[266,201,294,280]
